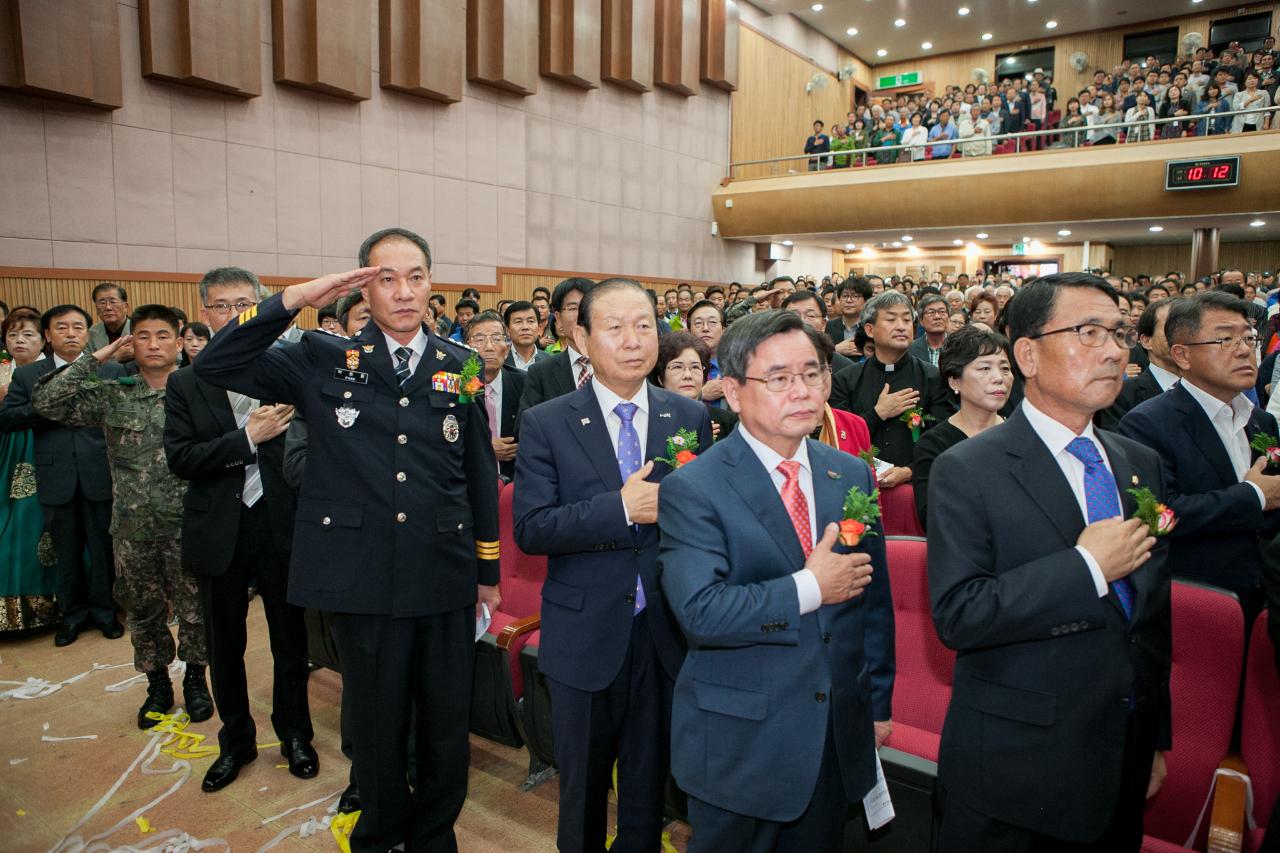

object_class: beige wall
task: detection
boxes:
[0,0,756,287]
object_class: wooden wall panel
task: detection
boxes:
[540,0,600,89]
[467,0,538,95]
[495,267,731,305]
[272,0,371,101]
[379,0,465,103]
[1112,241,1280,277]
[654,0,699,95]
[0,0,122,109]
[730,26,855,179]
[140,0,261,97]
[601,0,654,92]
[699,0,738,92]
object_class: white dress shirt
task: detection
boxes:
[1181,379,1266,509]
[510,346,539,372]
[1148,362,1180,392]
[1022,399,1119,598]
[52,351,80,369]
[592,380,649,525]
[383,327,430,378]
[736,424,824,616]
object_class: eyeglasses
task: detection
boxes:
[921,307,949,317]
[468,334,510,346]
[205,300,257,315]
[1183,334,1260,352]
[95,299,125,308]
[664,362,705,376]
[689,318,722,330]
[744,367,831,393]
[1030,323,1138,349]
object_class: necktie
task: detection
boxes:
[1065,437,1135,620]
[394,346,412,388]
[228,391,263,507]
[778,460,813,558]
[615,402,646,614]
[576,355,593,389]
[485,382,500,441]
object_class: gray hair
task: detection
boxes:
[463,310,506,342]
[860,291,913,327]
[358,227,433,271]
[717,310,808,381]
[198,267,268,305]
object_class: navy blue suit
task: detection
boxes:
[513,381,712,853]
[1119,383,1279,612]
[659,432,893,850]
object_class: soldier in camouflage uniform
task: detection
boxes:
[33,304,212,729]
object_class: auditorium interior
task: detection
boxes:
[0,0,1277,851]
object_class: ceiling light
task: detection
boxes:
[906,245,921,255]
[1148,226,1163,232]
[1192,0,1204,4]
[894,18,906,27]
[782,240,794,246]
[1021,236,1030,242]
[1027,0,1037,4]
[877,48,888,56]
[1057,229,1072,236]
[811,3,823,10]
[1250,219,1266,227]
[1005,56,1016,65]
[901,235,913,241]
[975,232,988,239]
[921,41,933,50]
[958,6,970,15]
[982,32,993,40]
[846,242,856,250]
[891,241,902,247]
[1045,20,1058,28]
[952,239,964,245]
[846,27,858,35]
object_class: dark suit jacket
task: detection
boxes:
[487,365,525,481]
[659,433,892,822]
[195,294,500,616]
[513,382,712,692]
[0,356,122,506]
[1119,382,1278,597]
[829,353,956,466]
[928,407,1172,841]
[163,365,296,576]
[825,317,858,345]
[906,334,943,366]
[517,349,575,423]
[1094,368,1165,432]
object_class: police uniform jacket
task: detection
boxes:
[194,294,500,617]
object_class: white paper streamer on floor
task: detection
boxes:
[0,662,133,700]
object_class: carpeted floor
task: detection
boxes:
[0,600,692,852]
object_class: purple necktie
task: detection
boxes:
[615,402,646,614]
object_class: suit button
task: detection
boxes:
[823,633,832,644]
[1051,627,1061,636]
[1080,620,1089,629]
[457,523,463,530]
[815,692,827,702]
[233,492,241,500]
[396,512,407,523]
[633,548,641,555]
[343,391,352,399]
[399,397,409,407]
[397,434,407,444]
[625,593,635,604]
[322,517,331,526]
[1070,622,1080,632]
[396,472,407,482]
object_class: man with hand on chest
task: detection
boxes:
[514,278,712,853]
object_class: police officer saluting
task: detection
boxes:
[195,227,501,853]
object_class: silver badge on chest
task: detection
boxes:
[335,404,360,429]
[442,413,460,443]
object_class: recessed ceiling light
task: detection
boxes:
[846,243,856,250]
[982,32,993,40]
[782,239,794,246]
[1057,229,1072,236]
[811,3,823,11]
[1148,226,1163,232]
[894,18,906,27]
[1027,0,1037,4]
[1005,56,1016,64]
[976,232,988,239]
[921,41,933,49]
[1250,219,1266,227]
[958,6,970,15]
[891,241,902,247]
[1192,0,1204,4]
[952,239,964,245]
[901,235,913,242]
[1045,20,1058,29]
[846,27,858,35]
[877,48,888,56]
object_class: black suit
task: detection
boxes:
[825,317,858,345]
[517,349,576,422]
[929,407,1172,850]
[0,356,122,628]
[1119,383,1279,616]
[483,365,525,481]
[828,352,956,466]
[1095,368,1166,432]
[163,365,312,756]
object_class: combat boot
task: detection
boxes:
[138,670,174,729]
[183,664,214,722]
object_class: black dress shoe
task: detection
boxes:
[95,619,124,640]
[337,782,360,813]
[280,738,318,779]
[54,623,82,647]
[202,747,257,792]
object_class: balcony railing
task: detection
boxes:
[728,105,1280,180]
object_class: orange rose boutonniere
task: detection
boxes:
[840,485,882,547]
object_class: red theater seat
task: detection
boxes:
[879,484,924,537]
[1241,612,1278,852]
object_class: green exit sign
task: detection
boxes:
[876,71,921,89]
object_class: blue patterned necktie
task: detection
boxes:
[394,346,412,388]
[1065,436,1135,620]
[614,402,646,614]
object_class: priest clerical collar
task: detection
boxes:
[868,351,910,373]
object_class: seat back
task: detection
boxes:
[497,482,548,618]
[880,484,924,537]
[1143,581,1245,847]
[1242,611,1278,829]
[885,536,954,736]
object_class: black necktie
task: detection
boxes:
[394,347,412,387]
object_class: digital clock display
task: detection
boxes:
[1165,156,1240,190]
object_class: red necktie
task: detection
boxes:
[576,355,592,389]
[778,461,813,558]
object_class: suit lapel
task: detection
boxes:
[566,387,624,490]
[721,432,806,569]
[1004,410,1089,547]
[1245,407,1273,465]
[553,351,576,397]
[646,384,679,464]
[1174,385,1237,488]
[196,374,239,433]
